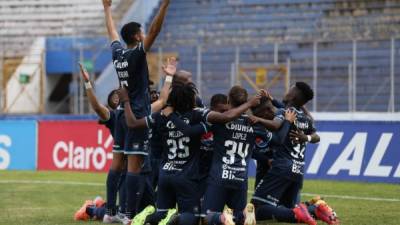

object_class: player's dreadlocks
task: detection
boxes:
[167,81,198,113]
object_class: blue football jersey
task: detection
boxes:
[145,109,208,178]
[269,107,316,182]
[111,41,151,118]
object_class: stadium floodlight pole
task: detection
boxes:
[352,40,357,112]
[157,46,163,91]
[235,46,240,85]
[274,43,279,65]
[348,63,353,112]
[286,58,291,92]
[390,37,395,112]
[196,45,202,97]
[313,41,318,112]
[230,63,235,87]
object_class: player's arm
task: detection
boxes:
[150,57,176,112]
[79,63,110,121]
[290,130,320,144]
[262,89,285,109]
[118,87,148,129]
[206,92,262,124]
[271,110,296,144]
[162,107,208,137]
[144,0,170,52]
[102,0,119,42]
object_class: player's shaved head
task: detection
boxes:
[210,93,228,113]
[228,86,248,108]
[174,70,193,84]
[251,96,275,120]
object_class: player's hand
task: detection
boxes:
[290,130,307,144]
[102,0,112,7]
[162,106,174,116]
[78,63,90,82]
[284,110,296,123]
[162,57,177,76]
[259,89,268,97]
[248,93,261,107]
[117,86,129,103]
[248,115,260,124]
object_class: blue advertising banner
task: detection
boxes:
[0,120,37,170]
[249,121,400,183]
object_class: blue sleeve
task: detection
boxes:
[272,99,285,109]
[145,112,161,129]
[168,113,208,137]
[111,40,124,60]
[274,108,286,121]
[271,120,291,145]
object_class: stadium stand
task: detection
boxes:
[0,0,131,57]
[148,0,400,111]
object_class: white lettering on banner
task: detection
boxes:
[307,132,343,174]
[327,133,367,176]
[393,163,400,178]
[364,133,393,177]
[0,135,11,169]
[52,130,113,170]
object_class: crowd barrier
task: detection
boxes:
[0,118,399,183]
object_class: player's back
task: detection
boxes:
[112,41,151,118]
[209,115,257,189]
[154,109,205,179]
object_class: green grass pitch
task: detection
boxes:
[0,171,399,225]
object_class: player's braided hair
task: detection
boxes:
[167,81,198,113]
[295,82,314,103]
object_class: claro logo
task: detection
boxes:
[52,130,113,170]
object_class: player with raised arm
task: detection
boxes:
[118,85,262,225]
[199,86,292,225]
[74,63,123,221]
[102,0,171,222]
[251,82,338,225]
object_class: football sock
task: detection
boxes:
[206,212,223,225]
[255,204,296,223]
[126,172,140,219]
[179,212,198,225]
[118,170,127,214]
[106,169,121,216]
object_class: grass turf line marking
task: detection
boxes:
[1,179,399,202]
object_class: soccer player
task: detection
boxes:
[202,86,295,225]
[102,0,170,222]
[119,84,262,225]
[74,63,124,221]
[249,94,277,189]
[250,82,339,225]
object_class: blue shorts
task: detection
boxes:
[156,174,200,214]
[251,173,301,208]
[202,183,247,215]
[113,110,149,156]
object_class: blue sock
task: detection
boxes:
[307,204,317,217]
[106,169,122,215]
[86,206,106,220]
[126,172,140,219]
[118,171,127,214]
[206,212,222,225]
[233,211,245,225]
[179,213,198,225]
[255,204,296,223]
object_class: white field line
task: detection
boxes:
[1,179,399,202]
